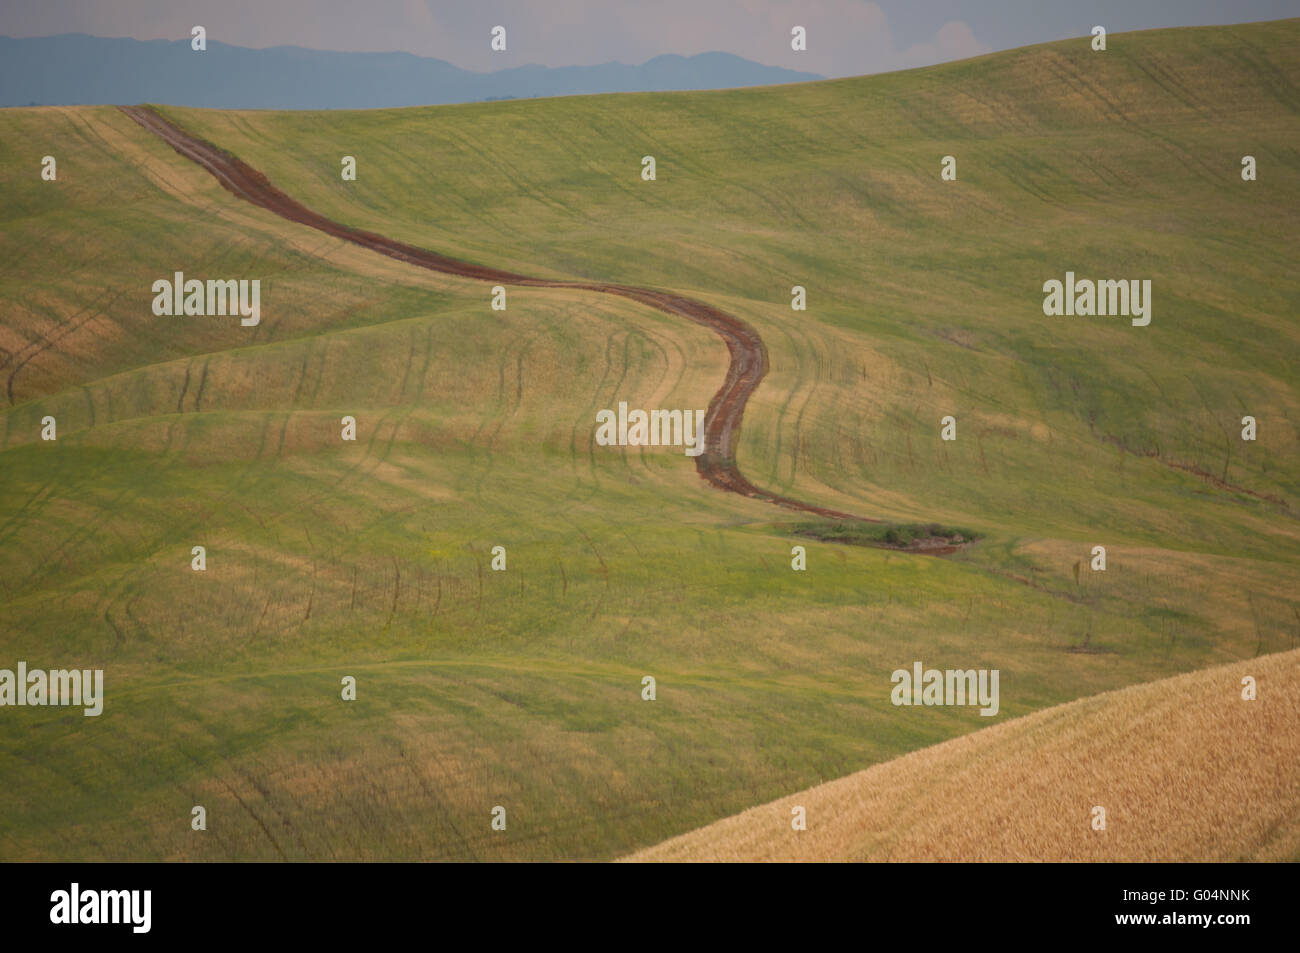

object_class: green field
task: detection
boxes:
[1,21,1297,860]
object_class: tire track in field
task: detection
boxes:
[120,105,869,523]
[3,290,119,406]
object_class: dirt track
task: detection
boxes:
[120,104,867,522]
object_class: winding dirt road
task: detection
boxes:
[120,105,868,522]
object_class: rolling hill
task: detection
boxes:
[0,20,1296,860]
[626,648,1300,862]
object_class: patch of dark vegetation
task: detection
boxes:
[790,519,979,553]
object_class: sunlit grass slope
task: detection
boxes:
[165,20,1300,553]
[627,648,1300,862]
[0,21,1296,860]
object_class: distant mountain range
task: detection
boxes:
[0,34,824,109]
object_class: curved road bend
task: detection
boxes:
[120,105,868,522]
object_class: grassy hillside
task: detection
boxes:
[0,21,1297,860]
[163,20,1300,548]
[627,648,1300,862]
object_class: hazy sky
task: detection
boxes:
[3,0,1298,77]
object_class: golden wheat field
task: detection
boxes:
[626,648,1300,862]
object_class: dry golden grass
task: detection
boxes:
[625,648,1300,862]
